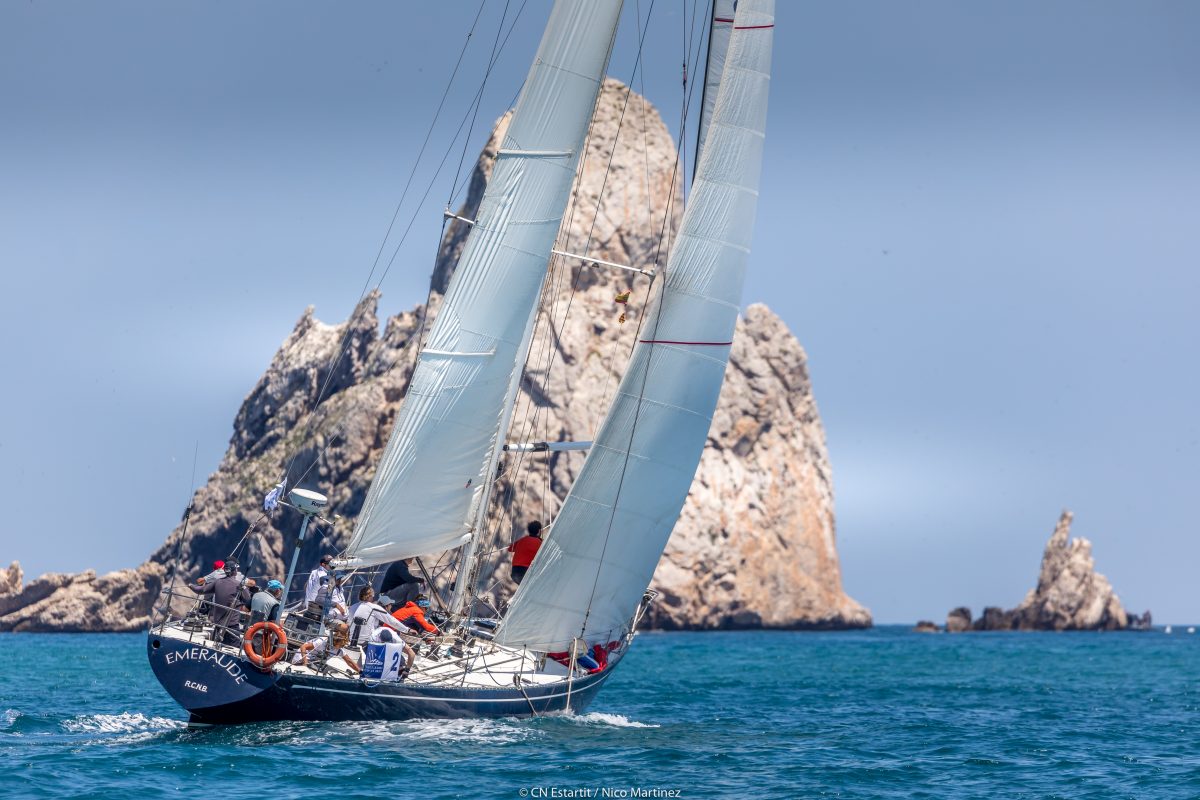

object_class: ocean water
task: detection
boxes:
[1,627,1198,799]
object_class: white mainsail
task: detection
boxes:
[341,0,624,568]
[695,0,737,166]
[495,0,775,651]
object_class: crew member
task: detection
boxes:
[189,560,251,646]
[292,621,360,673]
[303,554,334,613]
[250,579,284,625]
[380,558,423,606]
[507,521,544,584]
[392,594,440,636]
[347,586,402,646]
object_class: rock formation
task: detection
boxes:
[946,511,1135,632]
[945,607,972,633]
[0,79,869,633]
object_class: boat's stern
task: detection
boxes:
[146,629,277,716]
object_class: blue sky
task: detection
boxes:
[1,1,1196,623]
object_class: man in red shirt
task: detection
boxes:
[508,520,544,585]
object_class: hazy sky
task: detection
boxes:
[2,1,1196,623]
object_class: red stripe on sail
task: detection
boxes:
[714,17,735,23]
[734,24,774,30]
[639,340,733,346]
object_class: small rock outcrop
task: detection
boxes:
[946,511,1137,632]
[945,607,972,633]
[1,79,869,633]
[913,620,939,633]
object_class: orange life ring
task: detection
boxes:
[243,621,287,670]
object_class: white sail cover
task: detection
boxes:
[342,0,624,567]
[496,0,775,650]
[695,0,737,166]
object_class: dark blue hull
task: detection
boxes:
[147,632,615,725]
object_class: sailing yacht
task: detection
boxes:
[148,0,775,724]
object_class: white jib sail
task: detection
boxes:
[695,0,737,167]
[341,0,624,568]
[496,0,775,651]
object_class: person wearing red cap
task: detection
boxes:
[196,560,226,586]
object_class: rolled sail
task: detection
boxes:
[342,0,625,567]
[495,0,775,651]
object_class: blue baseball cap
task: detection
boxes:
[267,579,284,591]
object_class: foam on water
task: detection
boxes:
[62,712,185,736]
[1,709,19,730]
[376,716,536,745]
[558,711,659,729]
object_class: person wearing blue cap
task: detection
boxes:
[250,578,285,625]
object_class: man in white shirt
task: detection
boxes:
[369,626,416,680]
[303,554,334,609]
[312,573,349,620]
[347,586,402,646]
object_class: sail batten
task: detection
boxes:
[495,0,775,651]
[341,0,625,569]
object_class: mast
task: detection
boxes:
[448,280,544,617]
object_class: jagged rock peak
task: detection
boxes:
[1012,510,1128,631]
[946,510,1133,632]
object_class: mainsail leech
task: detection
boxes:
[341,0,625,569]
[495,0,775,651]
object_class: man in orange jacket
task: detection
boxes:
[392,594,440,635]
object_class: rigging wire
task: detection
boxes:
[501,0,664,532]
[277,2,533,499]
[282,1,490,486]
[458,0,637,611]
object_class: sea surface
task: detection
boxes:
[1,627,1198,799]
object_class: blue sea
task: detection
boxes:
[2,628,1198,798]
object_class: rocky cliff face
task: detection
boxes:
[0,78,869,633]
[945,511,1131,632]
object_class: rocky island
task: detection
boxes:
[943,510,1149,632]
[0,79,869,634]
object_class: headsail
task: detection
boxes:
[495,0,775,651]
[341,0,625,568]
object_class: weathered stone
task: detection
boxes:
[913,620,939,633]
[944,511,1134,633]
[946,606,972,633]
[973,606,1015,631]
[0,561,21,597]
[1,79,868,633]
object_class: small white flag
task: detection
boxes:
[263,480,287,512]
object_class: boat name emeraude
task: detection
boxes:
[165,646,247,684]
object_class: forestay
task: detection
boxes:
[496,0,775,651]
[341,0,624,568]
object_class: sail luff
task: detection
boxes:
[495,0,775,651]
[694,0,737,173]
[340,0,625,568]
